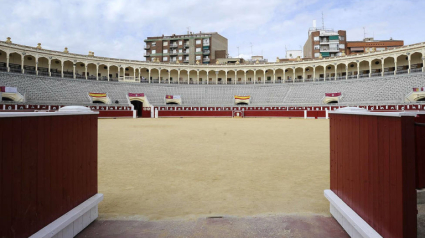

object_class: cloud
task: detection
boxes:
[0,0,424,61]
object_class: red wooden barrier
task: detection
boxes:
[0,113,98,238]
[330,112,416,238]
[416,114,425,189]
[158,110,232,117]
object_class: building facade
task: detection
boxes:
[303,28,347,59]
[144,32,228,64]
[0,38,423,85]
[346,38,404,55]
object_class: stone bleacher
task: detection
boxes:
[0,71,424,106]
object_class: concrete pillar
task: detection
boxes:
[206,72,209,85]
[225,71,227,84]
[21,56,24,74]
[168,71,171,84]
[303,68,305,82]
[357,63,360,79]
[235,71,237,84]
[48,60,51,77]
[273,71,276,84]
[118,67,121,81]
[313,67,316,81]
[61,62,64,78]
[394,60,397,75]
[283,69,286,83]
[381,61,384,77]
[215,71,218,84]
[96,65,99,80]
[85,66,88,80]
[244,71,247,84]
[292,69,295,83]
[6,54,9,72]
[36,58,38,75]
[263,71,266,84]
[346,66,348,80]
[133,68,136,82]
[148,69,151,83]
[408,58,411,74]
[197,71,200,84]
[253,71,256,84]
[177,70,180,84]
[369,61,372,77]
[159,70,161,84]
[107,66,110,81]
[423,57,425,72]
[324,67,326,81]
[73,64,76,79]
[187,71,189,84]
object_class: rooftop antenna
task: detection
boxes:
[322,12,325,30]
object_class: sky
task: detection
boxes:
[1,0,424,61]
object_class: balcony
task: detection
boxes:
[183,59,189,63]
[320,48,339,52]
[184,43,190,48]
[203,50,210,54]
[203,58,210,62]
[143,53,150,57]
[203,42,210,46]
[169,43,178,48]
[170,51,178,55]
[183,51,189,55]
[144,45,150,49]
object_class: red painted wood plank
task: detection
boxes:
[1,118,16,237]
[401,116,417,238]
[36,116,48,231]
[21,117,39,237]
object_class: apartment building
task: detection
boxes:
[346,37,403,54]
[143,32,228,64]
[303,27,347,59]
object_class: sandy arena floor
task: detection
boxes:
[98,118,330,221]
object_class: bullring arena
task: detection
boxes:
[1,38,425,238]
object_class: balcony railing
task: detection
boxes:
[203,58,210,62]
[143,53,150,57]
[183,51,189,55]
[184,43,190,48]
[203,42,210,46]
[170,51,178,55]
[320,48,339,52]
[203,50,210,54]
[119,76,138,82]
[169,44,178,48]
[144,45,150,49]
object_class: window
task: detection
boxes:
[179,41,182,45]
[196,48,201,52]
[186,49,190,53]
[196,39,201,44]
[163,49,168,54]
[339,36,345,41]
[179,49,183,53]
[314,53,320,58]
[163,41,168,46]
[314,36,319,41]
[152,50,156,54]
[314,45,320,50]
[163,57,168,61]
[339,44,345,49]
[196,55,201,60]
[203,39,209,45]
[179,56,183,60]
[152,42,156,46]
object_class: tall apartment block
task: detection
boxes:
[144,32,228,64]
[303,26,347,59]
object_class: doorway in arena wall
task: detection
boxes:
[131,101,143,117]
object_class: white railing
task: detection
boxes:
[118,76,138,82]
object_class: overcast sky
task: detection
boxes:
[1,0,424,61]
